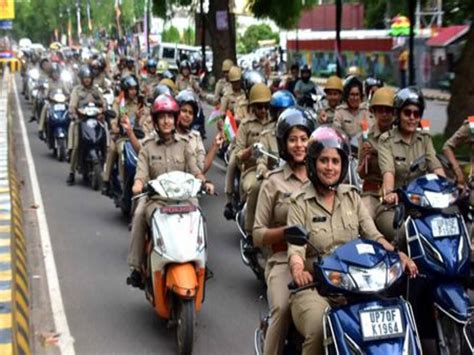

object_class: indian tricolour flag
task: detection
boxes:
[360,117,369,141]
[469,116,474,134]
[223,110,238,142]
[207,106,223,125]
[118,91,126,115]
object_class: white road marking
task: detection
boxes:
[13,79,75,354]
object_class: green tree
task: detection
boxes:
[162,25,181,43]
[240,24,278,53]
[182,27,195,45]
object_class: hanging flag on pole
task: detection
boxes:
[86,0,92,32]
[76,0,82,38]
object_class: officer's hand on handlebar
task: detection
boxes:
[132,180,144,196]
[290,262,313,287]
[384,192,398,205]
[399,252,418,278]
[203,181,215,195]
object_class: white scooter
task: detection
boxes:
[134,171,208,355]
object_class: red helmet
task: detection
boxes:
[151,94,179,119]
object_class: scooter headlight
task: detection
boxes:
[349,261,387,292]
[160,178,198,201]
[407,193,430,207]
[387,261,402,286]
[424,191,454,209]
[324,270,356,291]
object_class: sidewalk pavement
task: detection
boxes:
[312,77,451,102]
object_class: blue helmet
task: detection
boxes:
[270,90,296,120]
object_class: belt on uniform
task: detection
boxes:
[362,180,382,193]
[272,241,287,253]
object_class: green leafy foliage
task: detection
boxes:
[162,26,181,43]
[239,24,278,53]
[247,0,317,29]
[182,27,195,45]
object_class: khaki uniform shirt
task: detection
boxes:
[256,123,279,178]
[69,84,105,119]
[214,78,231,104]
[175,130,206,172]
[220,89,249,122]
[333,103,371,139]
[254,164,308,264]
[47,79,70,99]
[357,124,384,197]
[235,114,273,173]
[176,75,201,94]
[378,127,442,189]
[94,73,110,91]
[141,74,161,100]
[319,101,337,125]
[443,120,474,175]
[287,183,384,271]
[135,134,200,185]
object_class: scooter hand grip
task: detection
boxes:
[287,281,298,290]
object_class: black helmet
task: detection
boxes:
[121,75,139,92]
[242,70,264,97]
[394,86,425,117]
[306,126,350,190]
[343,75,364,102]
[50,62,61,76]
[180,60,191,71]
[147,58,157,70]
[153,84,173,99]
[126,57,135,67]
[300,64,311,74]
[78,65,93,80]
[276,107,316,161]
[176,90,199,119]
[364,77,384,98]
[162,70,176,82]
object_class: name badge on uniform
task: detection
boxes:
[151,155,162,160]
[313,216,327,223]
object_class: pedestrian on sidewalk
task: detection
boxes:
[398,48,409,88]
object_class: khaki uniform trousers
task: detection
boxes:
[290,289,343,355]
[362,195,398,242]
[38,103,49,132]
[264,262,292,355]
[224,143,238,202]
[242,169,261,233]
[103,137,126,183]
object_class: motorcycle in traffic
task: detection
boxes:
[44,88,70,161]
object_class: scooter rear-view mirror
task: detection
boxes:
[284,225,309,246]
[393,204,405,230]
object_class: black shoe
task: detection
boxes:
[101,182,112,197]
[126,269,144,289]
[38,131,45,141]
[29,116,36,122]
[223,202,235,220]
[66,173,75,186]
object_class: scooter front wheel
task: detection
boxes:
[437,309,470,355]
[91,161,102,191]
[176,298,195,355]
[57,137,67,162]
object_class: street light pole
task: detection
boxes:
[336,0,342,77]
[408,0,416,85]
[200,0,206,72]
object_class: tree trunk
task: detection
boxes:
[208,0,236,78]
[445,25,474,137]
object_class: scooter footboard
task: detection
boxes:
[325,298,421,354]
[433,283,471,324]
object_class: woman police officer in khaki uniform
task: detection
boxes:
[286,126,417,355]
[253,108,315,355]
[378,87,445,206]
[126,94,214,287]
[357,87,396,238]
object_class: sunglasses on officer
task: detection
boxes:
[402,108,421,119]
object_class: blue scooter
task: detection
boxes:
[45,89,70,161]
[395,162,474,354]
[255,225,422,354]
[109,129,141,218]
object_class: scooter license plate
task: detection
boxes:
[160,205,196,214]
[54,104,66,111]
[431,217,459,238]
[359,307,404,341]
